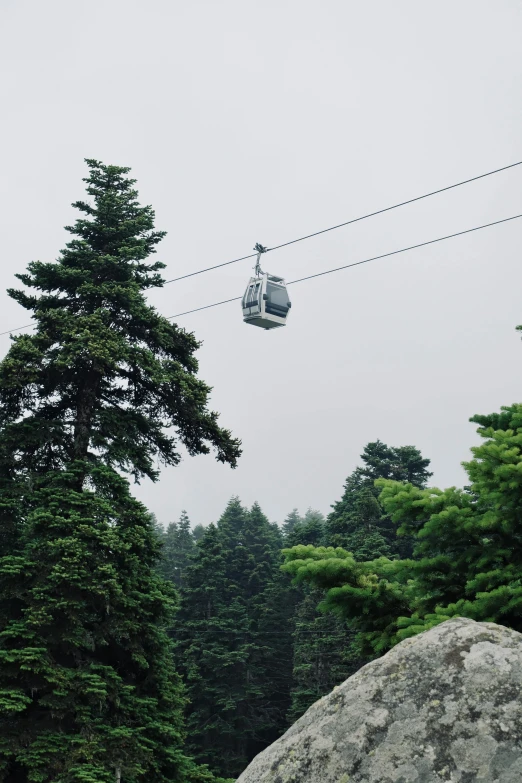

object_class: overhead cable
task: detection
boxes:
[0,322,34,337]
[1,159,521,337]
[167,213,522,319]
[163,159,522,284]
[2,213,521,336]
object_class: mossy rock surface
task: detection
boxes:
[236,618,522,782]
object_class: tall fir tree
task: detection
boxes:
[0,160,240,783]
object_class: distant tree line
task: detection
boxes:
[156,440,432,779]
[160,411,522,779]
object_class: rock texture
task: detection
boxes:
[236,618,522,783]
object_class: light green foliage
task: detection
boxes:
[283,404,522,657]
[283,544,414,656]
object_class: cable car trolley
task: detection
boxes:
[242,244,292,330]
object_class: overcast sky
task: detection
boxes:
[1,0,522,528]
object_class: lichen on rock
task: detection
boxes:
[236,617,522,782]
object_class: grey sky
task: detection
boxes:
[1,0,522,527]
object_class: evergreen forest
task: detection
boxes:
[1,160,522,782]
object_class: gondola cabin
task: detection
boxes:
[242,272,292,329]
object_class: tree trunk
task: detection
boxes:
[72,368,101,486]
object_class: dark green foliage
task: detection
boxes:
[356,441,432,485]
[327,486,391,562]
[192,524,207,544]
[172,499,293,780]
[0,465,24,561]
[158,511,197,588]
[284,445,432,723]
[282,508,356,722]
[2,159,240,484]
[0,467,194,783]
[0,160,239,782]
[281,509,301,538]
[284,508,326,548]
[282,403,522,659]
[171,522,239,774]
[286,587,358,724]
[325,441,432,554]
[165,444,433,769]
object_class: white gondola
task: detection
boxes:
[242,245,292,330]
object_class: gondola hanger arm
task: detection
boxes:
[253,243,268,277]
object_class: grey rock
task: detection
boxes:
[236,617,522,783]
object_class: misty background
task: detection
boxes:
[1,0,521,527]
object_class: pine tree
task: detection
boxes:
[173,499,293,779]
[172,522,243,776]
[287,588,359,724]
[240,503,294,749]
[283,508,356,722]
[159,511,196,588]
[284,446,431,722]
[325,441,432,554]
[284,508,325,548]
[191,524,207,544]
[281,508,302,538]
[147,511,166,564]
[0,160,240,782]
[253,564,296,739]
[173,502,254,778]
[356,441,432,485]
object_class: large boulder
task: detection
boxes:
[236,617,522,782]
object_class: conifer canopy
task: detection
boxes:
[2,159,241,487]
